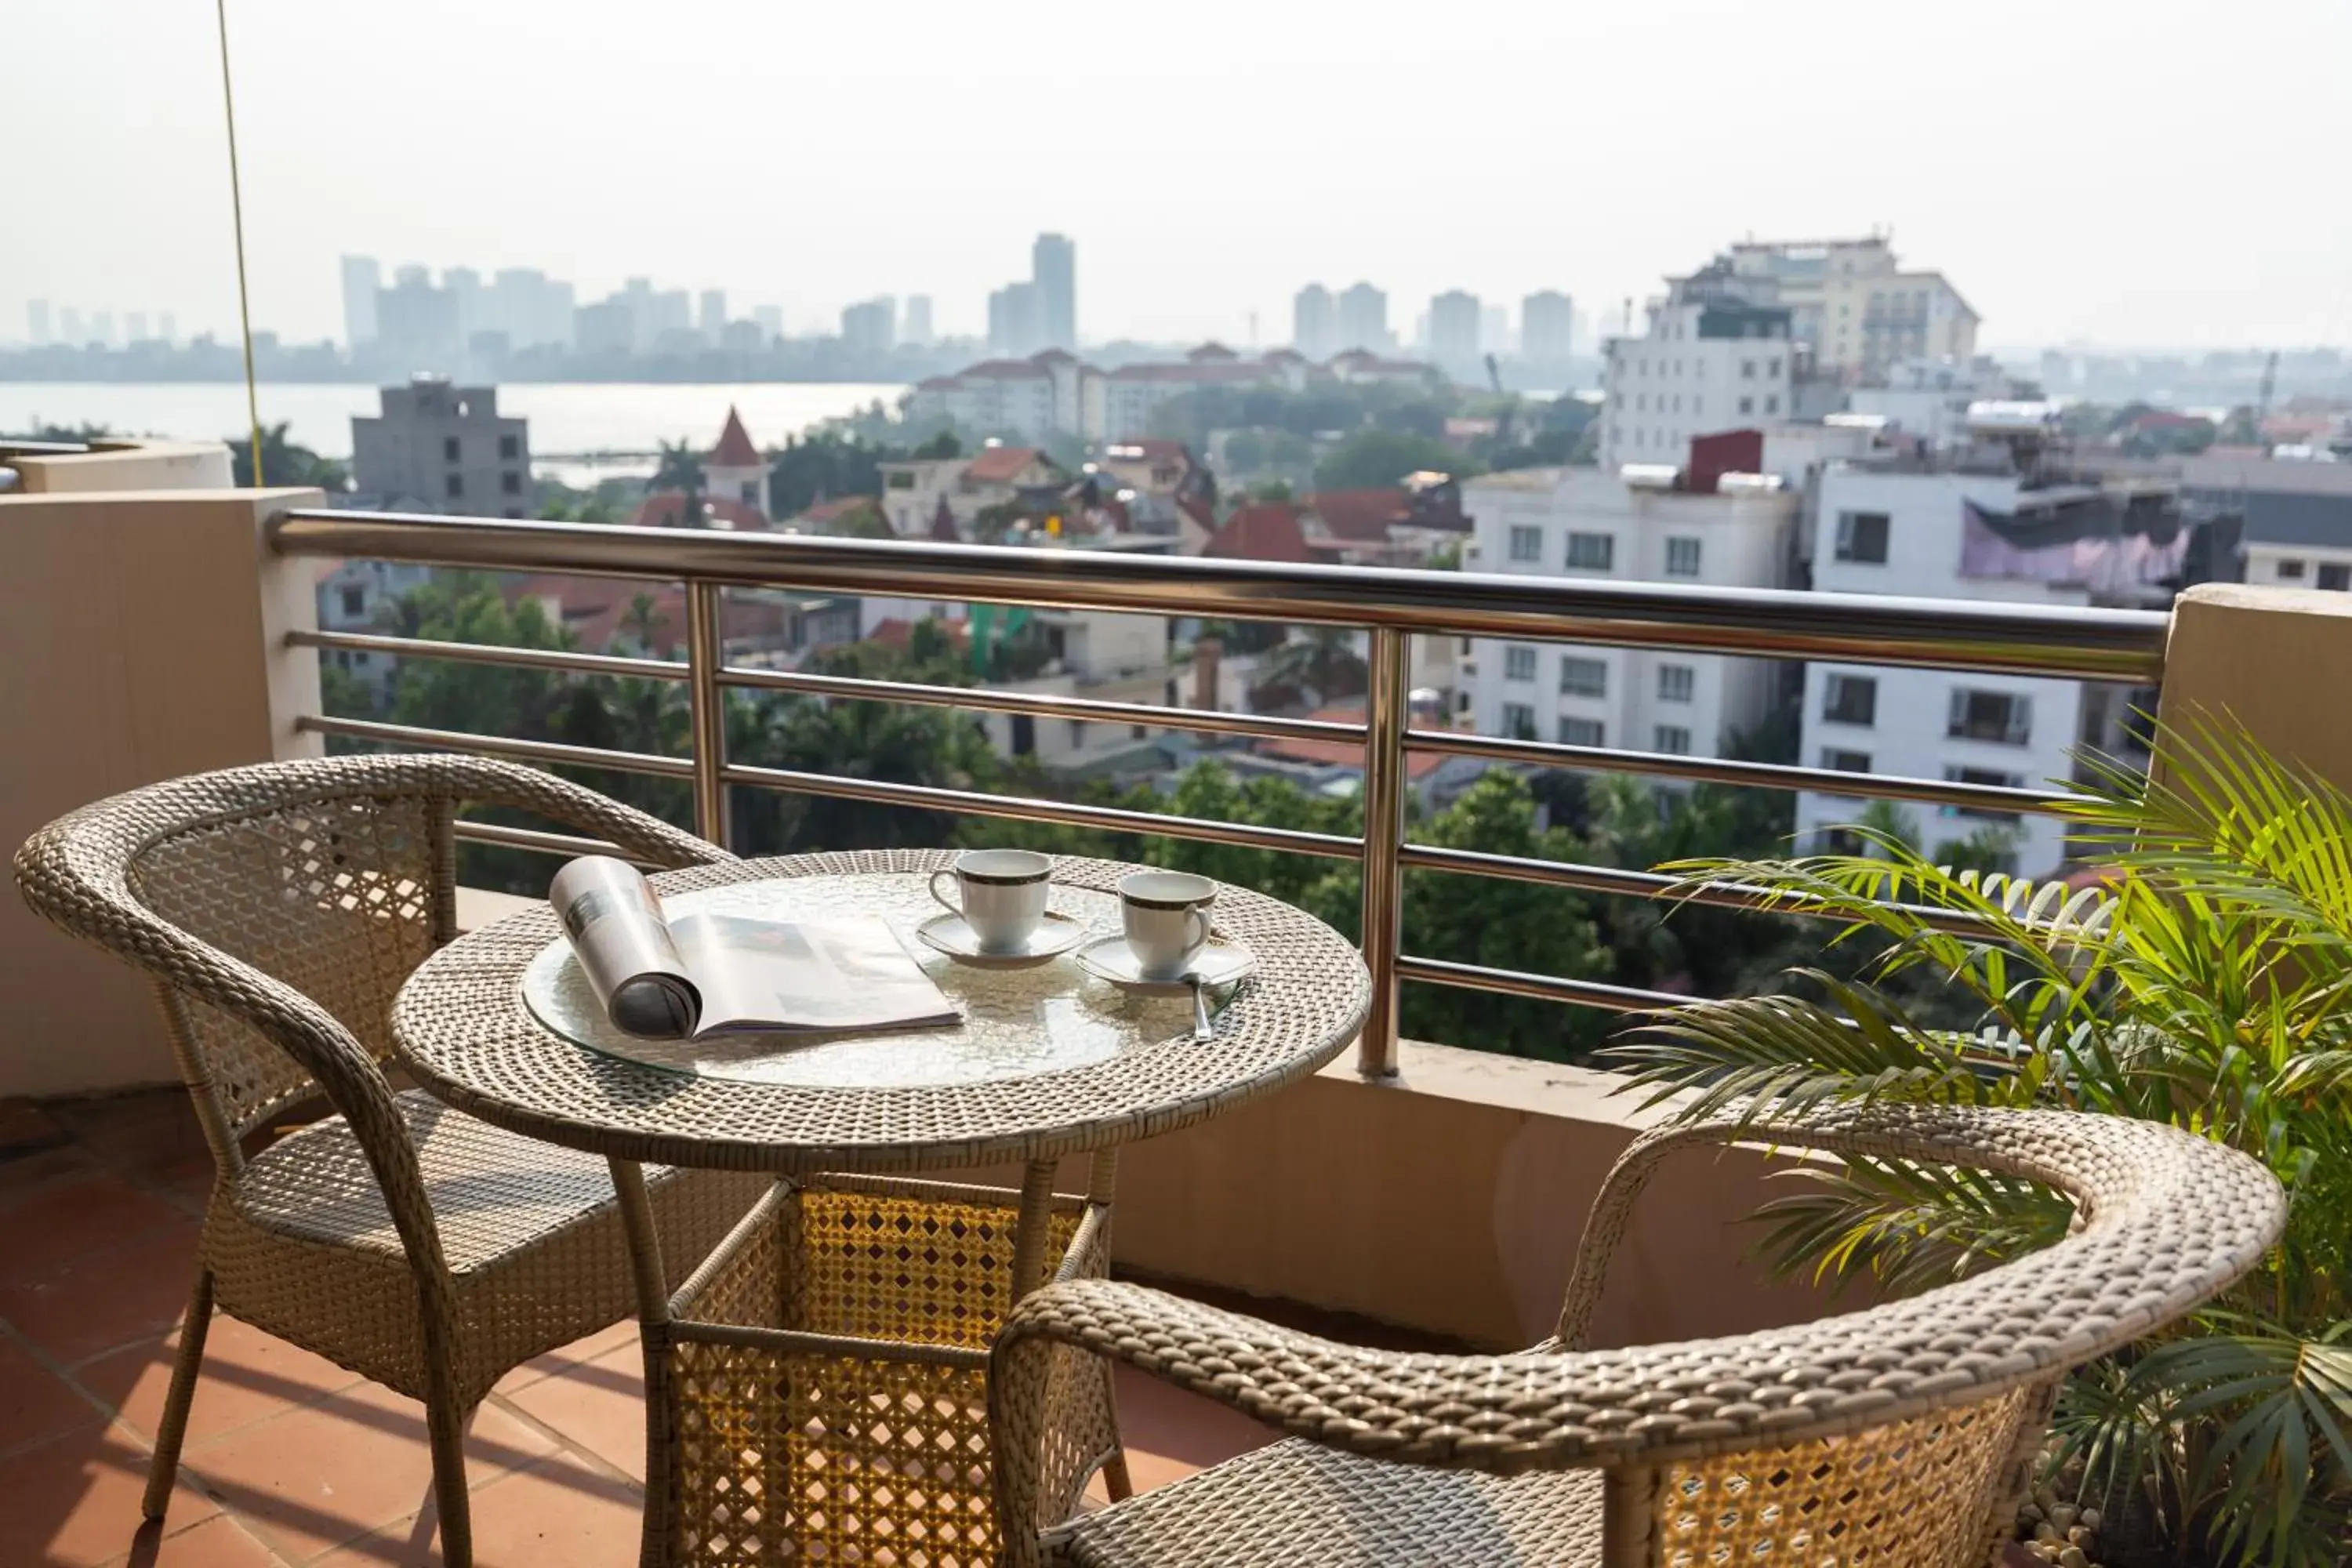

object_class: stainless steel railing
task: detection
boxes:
[273,508,2172,1073]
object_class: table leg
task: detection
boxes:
[608,1159,672,1568]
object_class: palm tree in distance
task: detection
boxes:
[651,438,705,528]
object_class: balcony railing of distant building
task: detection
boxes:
[271,509,2171,1075]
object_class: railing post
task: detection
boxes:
[685,579,729,849]
[1357,626,1409,1076]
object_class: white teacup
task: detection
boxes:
[929,849,1052,953]
[1118,870,1216,981]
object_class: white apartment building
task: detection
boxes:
[1724,237,1978,381]
[1463,466,1797,760]
[2184,451,2352,589]
[1596,287,1795,474]
[1847,357,2019,450]
[907,346,1368,444]
[1794,456,2186,876]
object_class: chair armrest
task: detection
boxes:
[454,758,733,869]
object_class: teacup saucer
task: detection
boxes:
[915,909,1088,967]
[1072,934,1258,993]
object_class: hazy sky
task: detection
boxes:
[9,0,2350,353]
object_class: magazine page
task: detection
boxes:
[547,856,701,1037]
[666,912,960,1039]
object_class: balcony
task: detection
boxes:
[1,483,2322,1565]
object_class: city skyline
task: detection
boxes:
[7,1,2350,354]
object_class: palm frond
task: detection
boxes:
[1749,1155,2075,1296]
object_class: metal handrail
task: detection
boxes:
[273,508,2171,1075]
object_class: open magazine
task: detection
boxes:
[547,856,960,1041]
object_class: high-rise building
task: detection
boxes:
[158,311,176,345]
[903,295,935,347]
[989,282,1042,358]
[1721,237,1978,380]
[340,256,381,347]
[1032,233,1076,350]
[1596,270,1795,473]
[375,269,462,368]
[91,311,115,348]
[698,289,727,341]
[1293,285,1337,360]
[350,376,532,517]
[126,311,150,343]
[1521,291,1574,365]
[442,267,483,344]
[1337,283,1388,354]
[753,306,783,343]
[841,297,898,356]
[1428,291,1481,371]
[60,307,84,345]
[26,300,49,346]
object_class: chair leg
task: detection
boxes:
[425,1390,474,1568]
[1101,1450,1135,1503]
[142,1268,215,1520]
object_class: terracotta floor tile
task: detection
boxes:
[1108,1365,1276,1494]
[0,1226,203,1367]
[183,1380,558,1563]
[0,1146,107,1217]
[97,1514,289,1567]
[495,1343,644,1481]
[0,1171,193,1276]
[0,1422,221,1568]
[314,1450,643,1568]
[0,1334,106,1458]
[0,1098,73,1159]
[74,1314,367,1452]
[491,1319,637,1395]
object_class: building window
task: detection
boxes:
[1653,725,1692,755]
[445,473,463,498]
[1067,719,1088,749]
[1501,702,1537,738]
[1657,663,1694,702]
[1566,532,1613,570]
[1559,656,1606,697]
[2322,564,2352,592]
[1558,717,1604,747]
[1508,524,1542,562]
[503,506,524,518]
[1665,536,1701,577]
[1947,690,2033,745]
[2278,559,2307,579]
[1740,359,1756,379]
[1737,397,1754,416]
[1764,395,1780,415]
[499,434,520,460]
[1823,673,1877,726]
[1834,511,1891,564]
[1820,747,1872,774]
[443,437,460,462]
[1131,724,1149,742]
[1767,357,1782,376]
[1504,645,1537,682]
[501,471,522,495]
[338,586,365,619]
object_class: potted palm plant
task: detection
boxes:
[1615,716,2352,1566]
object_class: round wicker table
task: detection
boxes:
[390,849,1370,1568]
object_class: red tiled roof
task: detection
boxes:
[1258,704,1449,779]
[633,492,769,530]
[964,445,1045,484]
[503,575,782,659]
[1176,495,1217,533]
[797,495,880,524]
[867,615,970,650]
[1203,503,1310,564]
[960,359,1052,380]
[709,406,761,468]
[1305,488,1409,542]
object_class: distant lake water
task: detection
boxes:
[2,382,909,481]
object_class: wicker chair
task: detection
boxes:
[13,754,770,1567]
[990,1102,2285,1567]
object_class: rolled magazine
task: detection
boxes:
[546,856,959,1040]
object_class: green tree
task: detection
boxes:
[228,421,348,492]
[1315,429,1476,491]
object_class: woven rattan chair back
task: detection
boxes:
[129,789,452,1152]
[990,1102,2288,1568]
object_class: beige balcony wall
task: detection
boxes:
[8,439,234,494]
[0,488,322,1097]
